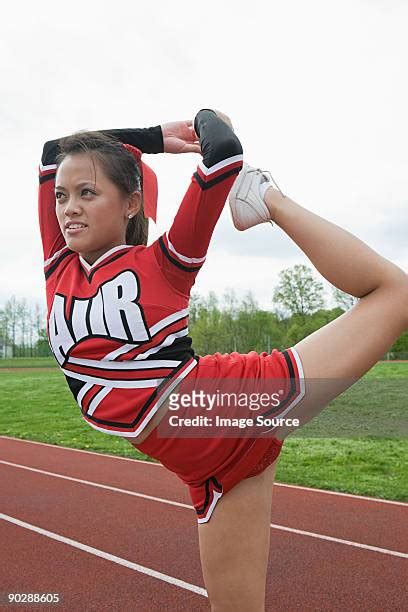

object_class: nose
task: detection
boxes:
[63,195,83,217]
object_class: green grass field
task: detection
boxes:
[0,357,56,368]
[0,361,407,501]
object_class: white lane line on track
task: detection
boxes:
[0,435,161,465]
[270,524,408,559]
[1,436,407,507]
[1,459,407,559]
[274,482,408,505]
[0,513,207,598]
[0,460,191,511]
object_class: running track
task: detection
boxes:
[1,436,407,611]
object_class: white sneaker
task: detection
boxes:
[229,162,283,231]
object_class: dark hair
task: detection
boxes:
[55,130,148,246]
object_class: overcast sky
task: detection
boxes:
[1,0,407,315]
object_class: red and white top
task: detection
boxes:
[38,110,243,437]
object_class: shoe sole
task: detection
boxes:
[229,164,250,231]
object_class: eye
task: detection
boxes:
[55,189,95,201]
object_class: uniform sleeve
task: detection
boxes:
[38,126,164,266]
[152,109,243,296]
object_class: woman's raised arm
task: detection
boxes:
[38,119,202,266]
[152,108,243,296]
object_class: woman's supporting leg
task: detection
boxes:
[198,459,278,612]
[263,187,408,435]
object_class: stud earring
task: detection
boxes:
[128,214,133,219]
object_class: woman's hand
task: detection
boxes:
[161,120,201,154]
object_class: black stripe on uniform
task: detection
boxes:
[258,350,297,419]
[144,334,194,360]
[193,166,241,191]
[195,477,223,516]
[39,172,56,184]
[64,375,86,402]
[44,249,74,280]
[158,236,203,273]
[282,350,295,378]
[76,355,197,428]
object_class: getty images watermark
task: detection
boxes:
[168,389,300,429]
[157,377,304,438]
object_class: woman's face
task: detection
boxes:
[55,153,140,265]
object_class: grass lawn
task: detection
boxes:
[0,357,56,368]
[0,362,407,501]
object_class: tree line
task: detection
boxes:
[189,265,407,358]
[1,265,407,359]
[0,296,49,358]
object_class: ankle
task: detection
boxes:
[263,186,285,222]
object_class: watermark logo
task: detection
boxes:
[157,377,303,438]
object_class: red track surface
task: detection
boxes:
[1,436,407,611]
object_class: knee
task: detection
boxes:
[384,269,408,329]
[397,273,408,329]
[403,275,408,329]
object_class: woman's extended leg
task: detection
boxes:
[263,186,408,434]
[198,170,407,610]
[198,459,278,612]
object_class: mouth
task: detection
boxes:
[65,223,88,235]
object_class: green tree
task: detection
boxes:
[390,331,408,355]
[35,328,52,357]
[332,287,358,311]
[3,296,20,357]
[273,264,325,319]
[190,291,225,355]
[189,292,202,325]
[221,288,239,352]
[285,308,343,345]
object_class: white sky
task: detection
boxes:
[1,0,407,314]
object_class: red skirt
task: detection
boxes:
[131,347,304,523]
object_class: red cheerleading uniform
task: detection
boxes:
[38,109,305,523]
[136,346,304,523]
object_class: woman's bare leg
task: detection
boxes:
[198,183,407,610]
[263,187,408,436]
[198,459,278,612]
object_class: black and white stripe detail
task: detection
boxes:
[39,161,57,184]
[258,348,305,422]
[96,307,190,362]
[196,478,224,524]
[79,356,198,437]
[44,247,74,280]
[67,309,191,408]
[193,154,243,190]
[158,236,203,274]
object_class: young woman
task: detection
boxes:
[38,109,408,611]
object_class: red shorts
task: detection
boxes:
[131,347,304,523]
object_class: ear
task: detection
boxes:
[126,191,142,218]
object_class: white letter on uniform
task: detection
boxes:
[102,271,149,342]
[48,294,75,364]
